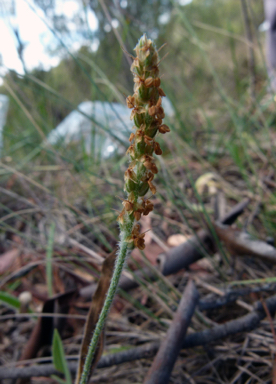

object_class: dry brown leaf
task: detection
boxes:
[16,291,76,384]
[214,222,276,263]
[76,249,117,383]
[0,248,20,274]
[17,289,76,384]
[73,268,95,282]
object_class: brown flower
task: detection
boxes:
[148,105,156,116]
[141,155,158,174]
[154,142,162,155]
[122,200,134,212]
[144,135,153,146]
[126,95,135,109]
[158,124,170,134]
[134,211,142,221]
[158,88,166,96]
[142,198,154,215]
[130,224,146,250]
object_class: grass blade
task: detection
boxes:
[52,328,72,384]
[46,222,56,298]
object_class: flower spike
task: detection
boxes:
[79,35,169,384]
[117,34,170,248]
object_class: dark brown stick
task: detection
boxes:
[2,293,276,380]
[219,198,250,226]
[143,280,199,384]
[182,294,276,348]
[198,284,276,311]
[157,229,215,276]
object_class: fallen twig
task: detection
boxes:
[143,280,199,384]
[156,229,214,276]
[198,284,276,311]
[219,198,250,226]
[2,293,276,380]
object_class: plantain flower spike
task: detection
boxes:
[118,34,170,250]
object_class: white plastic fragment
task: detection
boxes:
[47,99,174,158]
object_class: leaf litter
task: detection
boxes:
[1,147,276,384]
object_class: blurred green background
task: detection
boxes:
[0,0,274,252]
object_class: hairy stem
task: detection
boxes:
[79,224,133,384]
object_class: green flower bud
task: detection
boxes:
[138,181,150,196]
